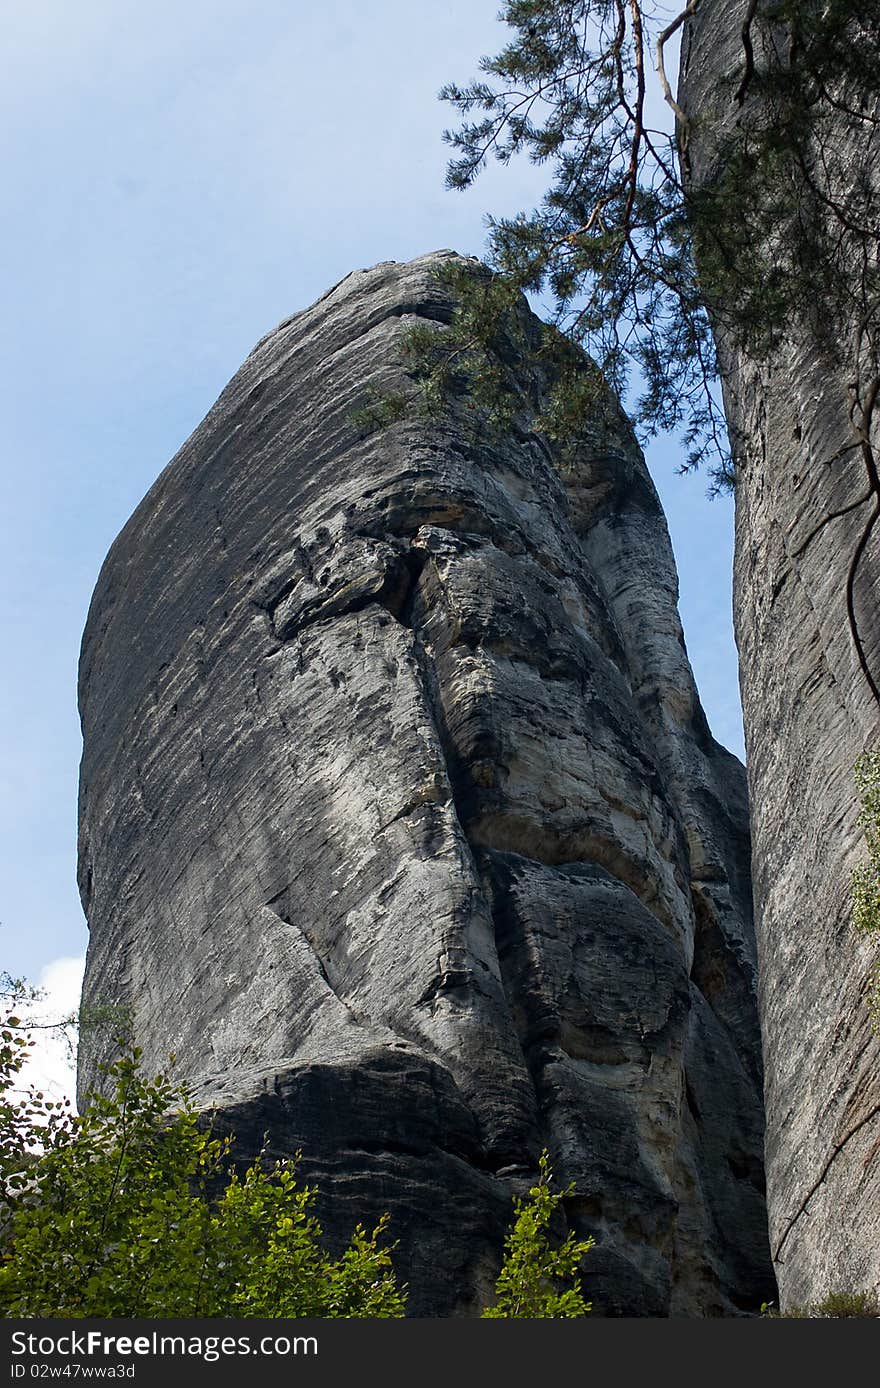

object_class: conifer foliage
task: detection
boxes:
[429,1,879,488]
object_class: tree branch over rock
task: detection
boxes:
[414,0,879,696]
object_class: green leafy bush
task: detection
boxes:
[1,979,593,1319]
[763,1289,879,1318]
[481,1151,593,1318]
[0,1013,404,1318]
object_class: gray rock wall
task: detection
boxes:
[77,252,773,1315]
[680,4,880,1309]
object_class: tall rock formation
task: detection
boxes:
[77,251,773,1315]
[680,5,880,1308]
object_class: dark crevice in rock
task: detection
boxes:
[386,547,430,628]
[328,299,456,359]
[416,970,472,1005]
[772,1101,880,1265]
[685,1077,702,1124]
[252,544,429,645]
[343,1138,495,1170]
[689,886,763,1093]
[262,890,366,1030]
[727,1146,766,1194]
[471,822,681,942]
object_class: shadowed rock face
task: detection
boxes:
[680,8,880,1309]
[77,251,774,1315]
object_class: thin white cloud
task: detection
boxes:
[16,954,84,1110]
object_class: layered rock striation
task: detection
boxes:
[77,252,773,1315]
[680,7,880,1308]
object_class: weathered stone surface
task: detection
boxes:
[680,8,880,1308]
[77,251,773,1315]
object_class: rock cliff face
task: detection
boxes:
[680,5,880,1308]
[77,251,773,1315]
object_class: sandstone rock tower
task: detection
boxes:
[681,6,880,1308]
[77,252,773,1315]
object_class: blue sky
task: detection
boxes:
[0,1,739,1031]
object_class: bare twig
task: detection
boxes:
[656,0,700,135]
